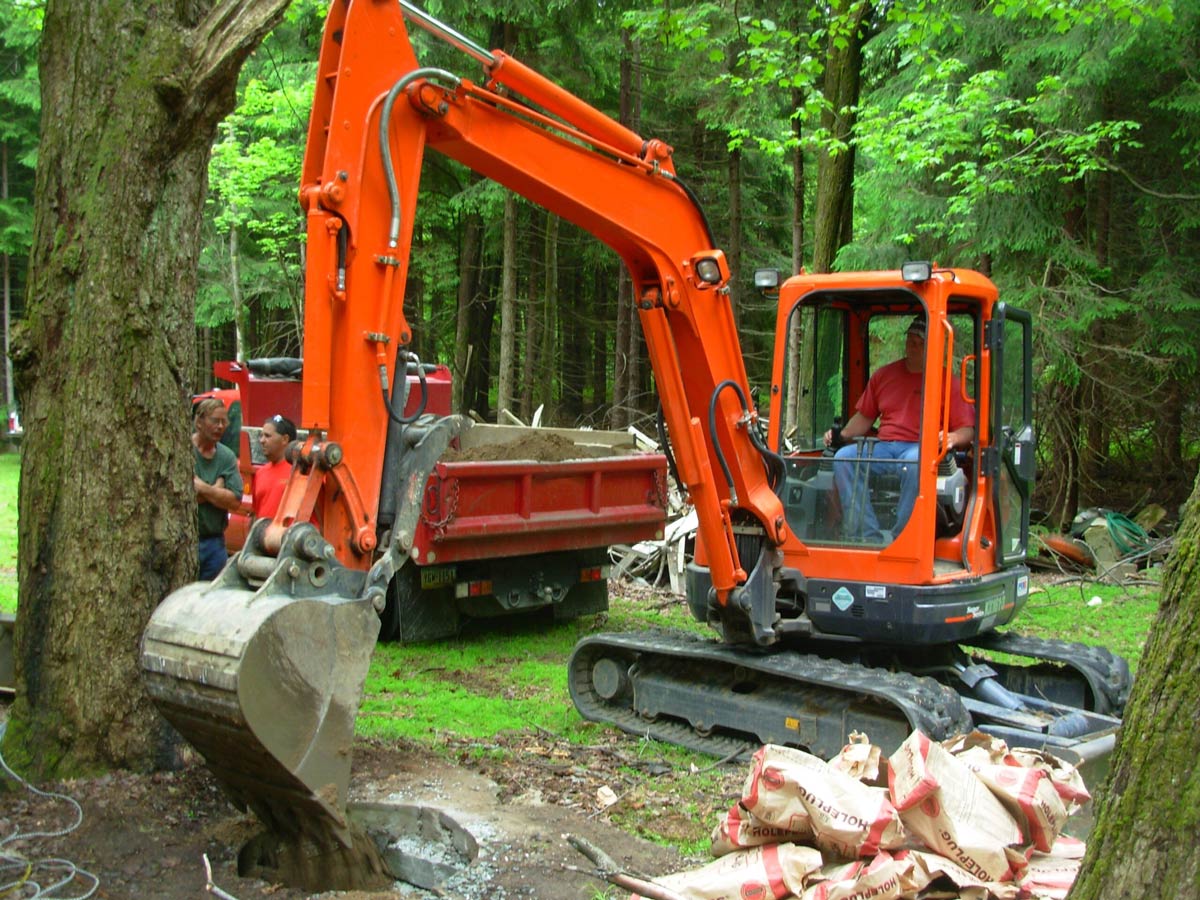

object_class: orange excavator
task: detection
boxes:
[140,0,1128,875]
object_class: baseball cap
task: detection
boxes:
[906,316,926,339]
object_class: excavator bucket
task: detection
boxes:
[140,529,380,850]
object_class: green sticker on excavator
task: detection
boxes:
[832,587,855,611]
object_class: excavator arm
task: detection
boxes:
[141,0,786,884]
[298,0,786,630]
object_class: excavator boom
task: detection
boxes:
[141,0,788,883]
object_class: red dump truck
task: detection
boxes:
[200,358,668,642]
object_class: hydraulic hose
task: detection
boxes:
[1103,510,1152,556]
[379,67,462,248]
[656,403,682,490]
[706,380,786,507]
[384,349,429,426]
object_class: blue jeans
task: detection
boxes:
[833,441,919,540]
[198,535,228,580]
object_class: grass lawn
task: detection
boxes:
[0,451,17,613]
[1018,576,1159,672]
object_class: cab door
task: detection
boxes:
[989,304,1034,564]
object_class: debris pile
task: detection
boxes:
[1035,505,1170,584]
[631,731,1092,900]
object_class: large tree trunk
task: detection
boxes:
[611,28,638,431]
[560,266,584,423]
[4,0,289,776]
[466,265,498,419]
[811,0,870,273]
[727,146,743,328]
[1071,471,1200,897]
[612,269,633,429]
[784,86,806,440]
[518,213,544,421]
[2,140,13,414]
[537,213,559,417]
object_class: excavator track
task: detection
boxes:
[962,631,1133,715]
[569,630,973,760]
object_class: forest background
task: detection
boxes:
[1,0,1196,528]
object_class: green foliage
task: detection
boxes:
[196,2,324,356]
[0,0,40,264]
[835,0,1200,518]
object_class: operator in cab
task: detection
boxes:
[253,414,297,519]
[822,316,975,542]
[192,398,243,579]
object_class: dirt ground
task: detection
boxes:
[0,704,726,900]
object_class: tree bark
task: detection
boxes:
[1071,470,1200,897]
[811,0,870,273]
[228,211,244,361]
[611,28,637,430]
[537,213,558,417]
[612,269,633,429]
[4,0,289,776]
[784,86,806,440]
[518,213,543,421]
[727,145,743,328]
[560,265,584,423]
[591,274,607,420]
[452,207,482,413]
[2,140,12,414]
[466,264,497,418]
[498,191,517,416]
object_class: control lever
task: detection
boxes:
[827,416,845,452]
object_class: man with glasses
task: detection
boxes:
[192,398,243,579]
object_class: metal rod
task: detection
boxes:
[398,0,495,66]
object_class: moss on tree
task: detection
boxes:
[1071,472,1200,898]
[1,0,290,779]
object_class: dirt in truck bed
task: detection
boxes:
[0,704,704,900]
[442,430,616,463]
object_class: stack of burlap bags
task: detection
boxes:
[631,730,1091,900]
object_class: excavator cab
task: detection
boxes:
[759,267,1037,629]
[773,288,989,552]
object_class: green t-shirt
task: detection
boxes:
[194,442,243,539]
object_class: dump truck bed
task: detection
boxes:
[410,453,667,565]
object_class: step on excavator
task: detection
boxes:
[140,0,1130,883]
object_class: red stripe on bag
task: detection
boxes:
[763,843,787,898]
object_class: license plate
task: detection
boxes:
[420,567,456,590]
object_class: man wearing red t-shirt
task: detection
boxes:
[822,316,975,541]
[253,414,297,519]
